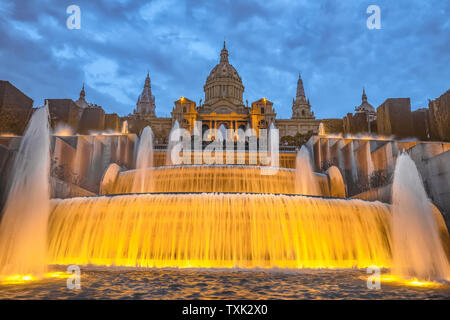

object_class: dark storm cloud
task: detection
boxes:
[0,0,448,118]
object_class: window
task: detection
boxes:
[261,107,265,114]
[183,106,187,113]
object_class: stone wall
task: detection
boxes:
[126,117,151,136]
[376,98,413,138]
[105,113,120,132]
[78,107,105,134]
[0,81,33,135]
[46,99,81,131]
[343,113,370,135]
[411,108,430,141]
[428,89,450,142]
[124,116,173,144]
[320,118,344,134]
[0,144,15,212]
[275,118,320,137]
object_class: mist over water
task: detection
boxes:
[0,107,51,279]
[391,152,450,281]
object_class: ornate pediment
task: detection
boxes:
[214,106,234,114]
[200,99,247,115]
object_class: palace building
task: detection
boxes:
[126,42,322,143]
[1,44,447,145]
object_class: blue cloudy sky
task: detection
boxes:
[0,0,448,119]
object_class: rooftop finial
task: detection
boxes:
[362,87,367,102]
[296,72,305,98]
[80,83,86,99]
[220,40,229,64]
[144,72,151,87]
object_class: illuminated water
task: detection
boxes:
[121,120,128,134]
[1,121,450,298]
[47,194,392,269]
[391,153,450,280]
[366,142,374,181]
[0,267,448,299]
[0,107,51,280]
[295,146,320,196]
[132,126,154,193]
[166,120,180,165]
[109,165,330,195]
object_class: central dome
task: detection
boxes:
[206,44,242,83]
[203,41,245,108]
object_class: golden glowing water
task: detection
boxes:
[47,193,392,269]
[106,165,330,196]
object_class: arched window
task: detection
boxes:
[301,110,305,116]
[261,107,265,114]
[183,106,187,113]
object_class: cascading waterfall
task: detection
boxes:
[366,142,374,184]
[166,120,180,165]
[88,137,103,187]
[337,140,345,173]
[72,138,84,183]
[391,152,450,281]
[108,165,330,195]
[121,120,128,134]
[318,122,325,136]
[350,141,358,183]
[295,146,321,196]
[0,107,51,280]
[47,193,392,269]
[116,135,123,165]
[132,126,154,193]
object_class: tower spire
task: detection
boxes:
[80,83,85,99]
[292,72,314,120]
[220,41,229,64]
[144,72,151,87]
[362,87,367,103]
[135,73,156,116]
[296,72,305,98]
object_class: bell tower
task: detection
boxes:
[292,72,314,119]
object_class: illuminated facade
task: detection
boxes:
[129,42,321,141]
